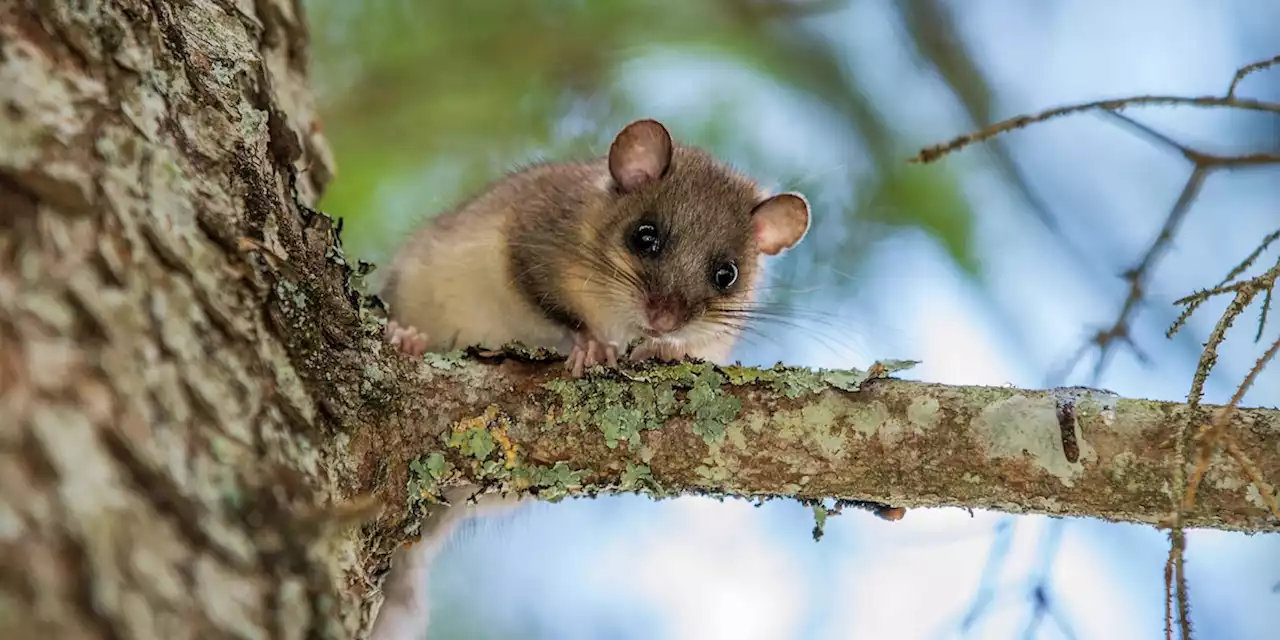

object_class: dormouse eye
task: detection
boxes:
[628,222,662,258]
[712,261,738,290]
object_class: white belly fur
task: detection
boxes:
[388,215,574,354]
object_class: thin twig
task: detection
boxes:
[1258,287,1275,342]
[1173,280,1251,307]
[1169,238,1280,339]
[1227,54,1280,98]
[1164,530,1191,640]
[914,55,1280,640]
[1178,286,1259,498]
[1218,229,1280,287]
[1090,166,1209,382]
[1185,333,1280,508]
[912,95,1280,164]
[1046,113,1278,386]
[1100,110,1195,158]
[1046,164,1209,386]
[1222,439,1280,520]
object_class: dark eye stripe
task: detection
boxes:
[628,221,662,257]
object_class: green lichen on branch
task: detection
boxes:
[802,498,909,541]
[466,341,563,361]
[406,452,456,507]
[721,358,919,397]
[448,421,498,461]
[620,463,655,492]
[682,366,743,444]
[543,373,684,449]
[537,357,912,448]
[442,404,526,486]
[511,461,586,502]
[810,502,830,541]
[421,350,469,370]
[373,349,1279,546]
[409,405,593,506]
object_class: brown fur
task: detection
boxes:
[383,135,793,362]
[503,145,772,359]
[372,120,808,640]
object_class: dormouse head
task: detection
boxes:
[596,118,810,348]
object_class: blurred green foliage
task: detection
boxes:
[304,0,1045,289]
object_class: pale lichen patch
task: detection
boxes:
[738,410,768,435]
[907,396,941,432]
[1245,484,1273,511]
[406,452,456,507]
[682,367,742,444]
[542,366,736,448]
[1071,392,1126,434]
[971,394,1085,485]
[420,350,467,371]
[765,395,850,459]
[844,398,891,439]
[724,422,748,450]
[509,461,585,502]
[694,463,733,486]
[1208,459,1247,492]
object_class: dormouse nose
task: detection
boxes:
[644,294,685,333]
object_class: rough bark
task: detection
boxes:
[358,355,1279,535]
[2,2,1278,640]
[1,1,350,637]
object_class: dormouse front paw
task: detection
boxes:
[567,331,618,378]
[386,320,429,357]
[628,339,689,364]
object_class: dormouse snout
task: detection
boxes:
[642,293,687,336]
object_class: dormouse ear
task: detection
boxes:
[608,119,673,193]
[751,192,810,255]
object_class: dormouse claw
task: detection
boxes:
[627,340,688,364]
[567,332,618,378]
[386,321,430,357]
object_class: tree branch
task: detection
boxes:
[335,346,1280,578]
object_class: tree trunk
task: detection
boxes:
[3,3,1278,640]
[1,1,354,637]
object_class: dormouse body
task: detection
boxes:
[381,119,811,374]
[370,120,812,640]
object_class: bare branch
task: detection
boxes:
[1223,438,1280,520]
[1166,258,1280,640]
[1258,286,1275,342]
[914,55,1280,640]
[1227,54,1280,98]
[1100,110,1195,158]
[1170,247,1280,340]
[1164,529,1191,640]
[1048,165,1209,386]
[1185,334,1280,514]
[912,95,1280,164]
[1220,229,1280,287]
[901,0,1067,238]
